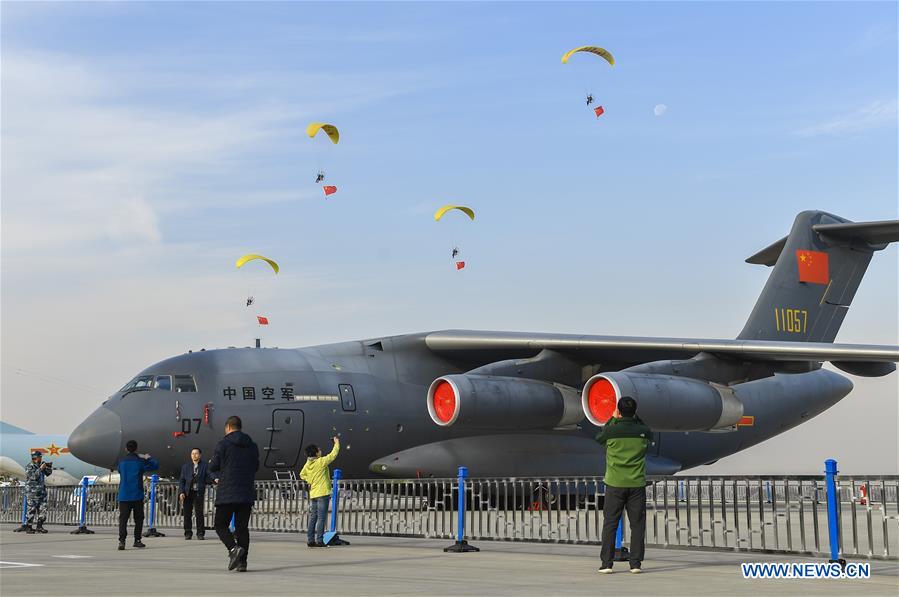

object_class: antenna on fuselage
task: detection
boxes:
[255,338,261,349]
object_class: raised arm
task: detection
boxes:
[593,416,619,446]
[320,437,341,466]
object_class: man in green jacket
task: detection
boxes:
[595,396,651,574]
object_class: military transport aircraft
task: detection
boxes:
[69,211,899,479]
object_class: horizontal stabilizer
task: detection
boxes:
[814,220,899,246]
[745,236,787,266]
[746,217,898,266]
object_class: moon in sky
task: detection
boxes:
[654,104,667,116]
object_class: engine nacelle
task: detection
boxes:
[427,375,583,430]
[581,372,744,431]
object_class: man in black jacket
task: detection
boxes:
[179,448,216,540]
[209,416,259,572]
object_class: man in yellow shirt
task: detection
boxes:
[300,436,340,547]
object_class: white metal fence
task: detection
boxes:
[3,475,896,560]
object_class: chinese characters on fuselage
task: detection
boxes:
[222,387,338,402]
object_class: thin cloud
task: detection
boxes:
[795,99,898,137]
[848,23,897,55]
[1,50,430,253]
[103,197,161,245]
[2,53,293,252]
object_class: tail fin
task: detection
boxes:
[739,211,898,343]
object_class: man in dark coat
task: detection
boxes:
[209,416,259,572]
[116,439,159,551]
[179,447,217,540]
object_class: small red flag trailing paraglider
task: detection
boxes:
[455,261,466,270]
[594,106,605,118]
[257,315,269,325]
[323,185,337,196]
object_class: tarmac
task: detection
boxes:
[1,524,897,596]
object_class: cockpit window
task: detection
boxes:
[154,375,172,391]
[121,375,154,392]
[174,375,197,392]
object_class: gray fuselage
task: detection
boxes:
[69,332,851,480]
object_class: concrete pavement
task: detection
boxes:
[1,524,896,596]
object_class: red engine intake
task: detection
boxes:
[427,374,581,430]
[584,377,619,425]
[428,379,460,426]
[581,371,745,431]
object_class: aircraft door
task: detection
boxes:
[265,409,304,469]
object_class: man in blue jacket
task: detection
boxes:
[116,439,159,551]
[209,416,259,572]
[179,447,217,540]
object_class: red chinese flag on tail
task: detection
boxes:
[323,185,337,196]
[455,261,466,270]
[257,315,269,325]
[594,106,605,117]
[795,250,829,285]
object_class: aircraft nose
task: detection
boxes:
[69,406,123,469]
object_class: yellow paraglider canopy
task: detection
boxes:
[434,205,475,222]
[306,122,340,144]
[235,254,280,274]
[561,46,615,66]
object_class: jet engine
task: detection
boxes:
[581,372,744,431]
[427,375,583,430]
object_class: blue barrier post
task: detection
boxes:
[323,468,349,545]
[444,466,479,553]
[614,516,631,561]
[143,474,165,537]
[13,491,29,532]
[765,481,773,503]
[824,459,845,567]
[70,477,95,534]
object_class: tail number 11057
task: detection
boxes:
[774,308,808,334]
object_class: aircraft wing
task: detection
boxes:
[425,330,899,365]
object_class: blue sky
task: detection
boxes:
[1,2,896,472]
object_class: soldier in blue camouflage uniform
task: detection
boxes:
[24,450,52,533]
